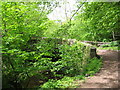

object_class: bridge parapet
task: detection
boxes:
[30,37,98,59]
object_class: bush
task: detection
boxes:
[2,38,102,88]
[40,57,102,89]
[101,41,119,47]
[41,75,85,88]
[83,57,102,76]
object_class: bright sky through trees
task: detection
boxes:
[47,0,119,22]
[47,0,77,22]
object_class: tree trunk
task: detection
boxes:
[112,31,115,41]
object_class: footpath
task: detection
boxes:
[76,50,119,88]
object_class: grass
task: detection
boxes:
[98,46,119,50]
[40,75,86,88]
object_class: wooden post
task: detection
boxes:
[90,47,97,58]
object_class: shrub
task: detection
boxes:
[2,38,101,88]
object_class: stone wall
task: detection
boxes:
[31,37,98,59]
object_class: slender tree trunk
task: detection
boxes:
[112,31,115,41]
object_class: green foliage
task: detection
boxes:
[40,57,102,89]
[2,2,50,38]
[98,41,119,50]
[100,41,119,47]
[2,1,59,88]
[43,20,61,38]
[2,1,103,89]
[98,47,118,50]
[52,22,71,39]
[35,38,91,77]
[3,34,101,88]
[58,41,91,76]
[83,57,102,76]
[41,75,85,88]
[66,2,120,41]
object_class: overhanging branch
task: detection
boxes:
[69,1,86,23]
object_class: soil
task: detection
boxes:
[76,50,119,88]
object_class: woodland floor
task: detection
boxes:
[76,49,119,89]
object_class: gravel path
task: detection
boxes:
[76,50,119,88]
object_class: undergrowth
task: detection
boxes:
[40,57,102,89]
[3,38,102,89]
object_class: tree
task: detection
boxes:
[68,2,120,41]
[2,1,59,88]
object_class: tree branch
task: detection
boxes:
[69,1,86,23]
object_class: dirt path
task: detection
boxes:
[77,50,119,88]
